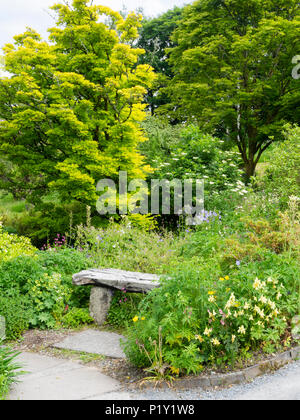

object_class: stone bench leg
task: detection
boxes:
[89,286,114,326]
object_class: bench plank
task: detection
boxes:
[72,269,160,293]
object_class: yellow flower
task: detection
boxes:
[231,335,236,343]
[204,327,212,337]
[132,316,139,323]
[195,335,204,343]
[209,310,216,318]
[225,276,230,280]
[170,366,180,375]
[141,317,145,321]
[211,338,220,346]
[208,290,216,295]
[219,277,225,281]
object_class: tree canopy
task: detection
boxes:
[167,0,300,178]
[137,7,183,115]
[0,0,156,205]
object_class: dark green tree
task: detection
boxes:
[167,0,300,179]
[137,7,183,115]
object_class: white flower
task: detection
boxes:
[253,278,263,290]
[259,295,267,304]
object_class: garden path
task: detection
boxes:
[9,352,300,400]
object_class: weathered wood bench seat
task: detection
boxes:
[72,269,161,326]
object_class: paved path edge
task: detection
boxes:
[167,346,300,390]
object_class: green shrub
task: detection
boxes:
[123,262,298,375]
[0,295,32,340]
[259,125,300,209]
[35,248,90,308]
[26,273,70,329]
[0,255,44,296]
[107,291,144,328]
[0,246,91,334]
[141,119,247,212]
[0,248,90,311]
[62,308,94,329]
[122,206,299,376]
[0,220,36,262]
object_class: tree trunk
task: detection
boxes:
[244,159,257,182]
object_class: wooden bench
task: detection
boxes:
[72,269,160,326]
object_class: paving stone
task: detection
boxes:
[9,352,120,401]
[54,329,126,358]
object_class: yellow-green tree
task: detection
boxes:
[0,0,156,205]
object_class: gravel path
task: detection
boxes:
[129,360,300,400]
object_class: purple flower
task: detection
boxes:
[236,260,241,267]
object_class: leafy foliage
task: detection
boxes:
[62,308,94,329]
[259,125,300,208]
[123,203,300,376]
[167,0,300,178]
[124,254,298,375]
[0,295,31,340]
[141,118,247,213]
[26,273,70,329]
[107,291,143,329]
[0,343,23,400]
[0,247,90,332]
[137,7,183,114]
[0,219,36,262]
[72,216,187,275]
[0,0,156,206]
